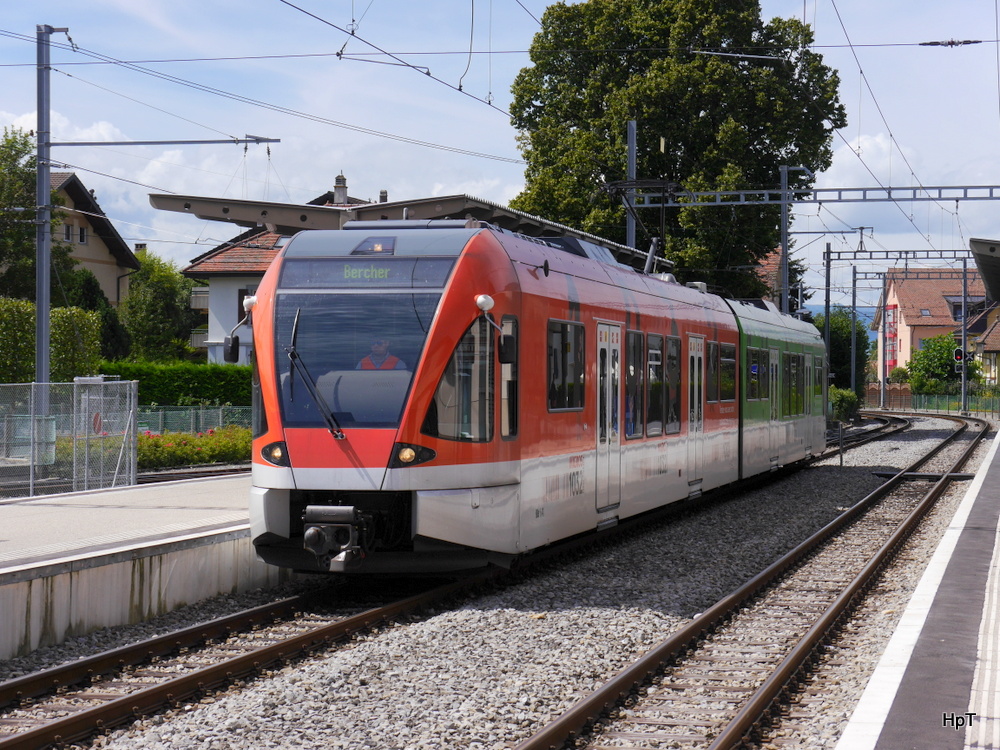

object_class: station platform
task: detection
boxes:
[837,429,1000,750]
[0,475,291,661]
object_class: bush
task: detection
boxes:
[137,426,251,471]
[829,386,860,423]
[0,298,102,382]
[99,360,251,405]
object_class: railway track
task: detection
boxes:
[0,575,489,749]
[0,413,958,749]
[515,413,989,750]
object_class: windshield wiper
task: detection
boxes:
[284,308,346,440]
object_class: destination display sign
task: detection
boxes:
[279,257,455,289]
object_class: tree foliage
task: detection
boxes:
[57,268,130,359]
[0,127,78,301]
[907,333,980,394]
[510,0,847,297]
[117,248,199,362]
[813,306,870,398]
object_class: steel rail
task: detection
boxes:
[513,415,982,750]
[0,592,327,710]
[709,415,989,749]
[0,574,490,750]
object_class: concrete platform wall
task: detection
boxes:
[0,527,293,661]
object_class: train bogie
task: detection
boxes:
[245,220,827,574]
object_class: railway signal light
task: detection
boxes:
[954,347,965,362]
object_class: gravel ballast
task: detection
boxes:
[0,416,986,750]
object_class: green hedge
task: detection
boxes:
[0,298,102,382]
[99,360,252,405]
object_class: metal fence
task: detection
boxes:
[0,379,139,500]
[136,405,252,434]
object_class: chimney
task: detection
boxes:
[333,174,348,205]
[379,189,388,203]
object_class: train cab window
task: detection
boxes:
[665,336,682,434]
[625,331,644,439]
[646,335,664,436]
[421,317,494,441]
[706,342,719,402]
[720,343,736,401]
[501,317,518,439]
[814,355,825,398]
[547,321,585,410]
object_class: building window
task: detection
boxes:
[64,223,73,242]
[78,226,88,244]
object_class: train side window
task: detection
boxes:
[747,348,760,400]
[665,336,681,434]
[646,334,664,436]
[625,331,644,438]
[782,352,807,417]
[501,317,518,439]
[706,342,719,403]
[782,352,792,417]
[421,317,494,441]
[720,343,736,401]
[762,349,771,397]
[547,321,585,410]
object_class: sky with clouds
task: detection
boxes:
[3,0,999,316]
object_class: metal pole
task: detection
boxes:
[962,258,968,413]
[627,120,636,249]
[35,26,63,387]
[823,242,831,360]
[880,274,887,409]
[851,265,858,395]
[779,166,789,314]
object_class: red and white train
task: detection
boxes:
[235,220,826,574]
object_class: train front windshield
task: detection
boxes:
[273,256,451,429]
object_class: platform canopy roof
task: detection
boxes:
[149,192,660,270]
[969,238,1000,302]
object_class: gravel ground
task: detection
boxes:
[0,416,987,750]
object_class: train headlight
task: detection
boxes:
[389,443,436,468]
[261,441,290,467]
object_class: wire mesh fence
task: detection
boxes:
[136,405,252,434]
[0,379,139,500]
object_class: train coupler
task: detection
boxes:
[302,505,365,567]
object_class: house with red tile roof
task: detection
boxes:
[871,267,987,382]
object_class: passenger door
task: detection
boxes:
[596,323,621,511]
[770,347,780,467]
[686,336,704,496]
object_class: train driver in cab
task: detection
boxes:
[357,337,407,370]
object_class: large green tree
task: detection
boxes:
[813,306,870,399]
[510,0,847,297]
[117,248,199,362]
